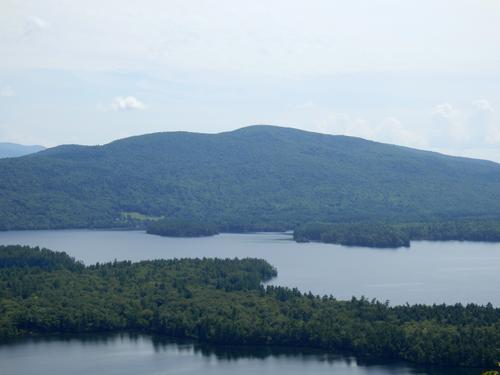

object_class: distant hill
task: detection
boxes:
[1,125,500,230]
[0,142,45,158]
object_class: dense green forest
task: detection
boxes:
[146,219,219,237]
[1,126,500,231]
[1,245,498,368]
[294,220,500,248]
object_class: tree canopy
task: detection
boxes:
[1,126,500,231]
[294,220,500,248]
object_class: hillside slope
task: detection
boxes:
[0,142,45,158]
[1,125,500,230]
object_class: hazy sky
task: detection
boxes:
[1,0,500,161]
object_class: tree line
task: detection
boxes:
[146,219,219,237]
[294,220,500,248]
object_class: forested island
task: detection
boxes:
[294,220,500,248]
[146,219,219,237]
[1,245,498,369]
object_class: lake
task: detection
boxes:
[0,230,498,375]
[0,334,479,375]
[0,229,498,306]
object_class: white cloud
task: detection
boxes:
[432,103,459,119]
[430,103,465,146]
[378,117,427,147]
[469,100,499,145]
[23,16,50,37]
[316,100,499,154]
[0,86,15,97]
[472,99,495,113]
[317,113,426,149]
[110,96,146,111]
[429,101,499,149]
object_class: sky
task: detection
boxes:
[1,0,500,161]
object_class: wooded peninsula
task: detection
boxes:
[294,220,500,248]
[1,245,498,369]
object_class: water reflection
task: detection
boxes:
[0,333,482,375]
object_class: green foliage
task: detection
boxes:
[1,245,499,368]
[0,245,84,271]
[121,212,164,222]
[402,220,500,242]
[294,222,410,247]
[146,219,218,237]
[294,220,500,248]
[1,126,500,231]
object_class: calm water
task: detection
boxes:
[0,334,479,375]
[0,230,497,375]
[0,230,499,306]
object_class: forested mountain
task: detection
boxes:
[0,142,45,158]
[1,125,500,230]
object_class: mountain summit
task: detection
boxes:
[1,125,500,230]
